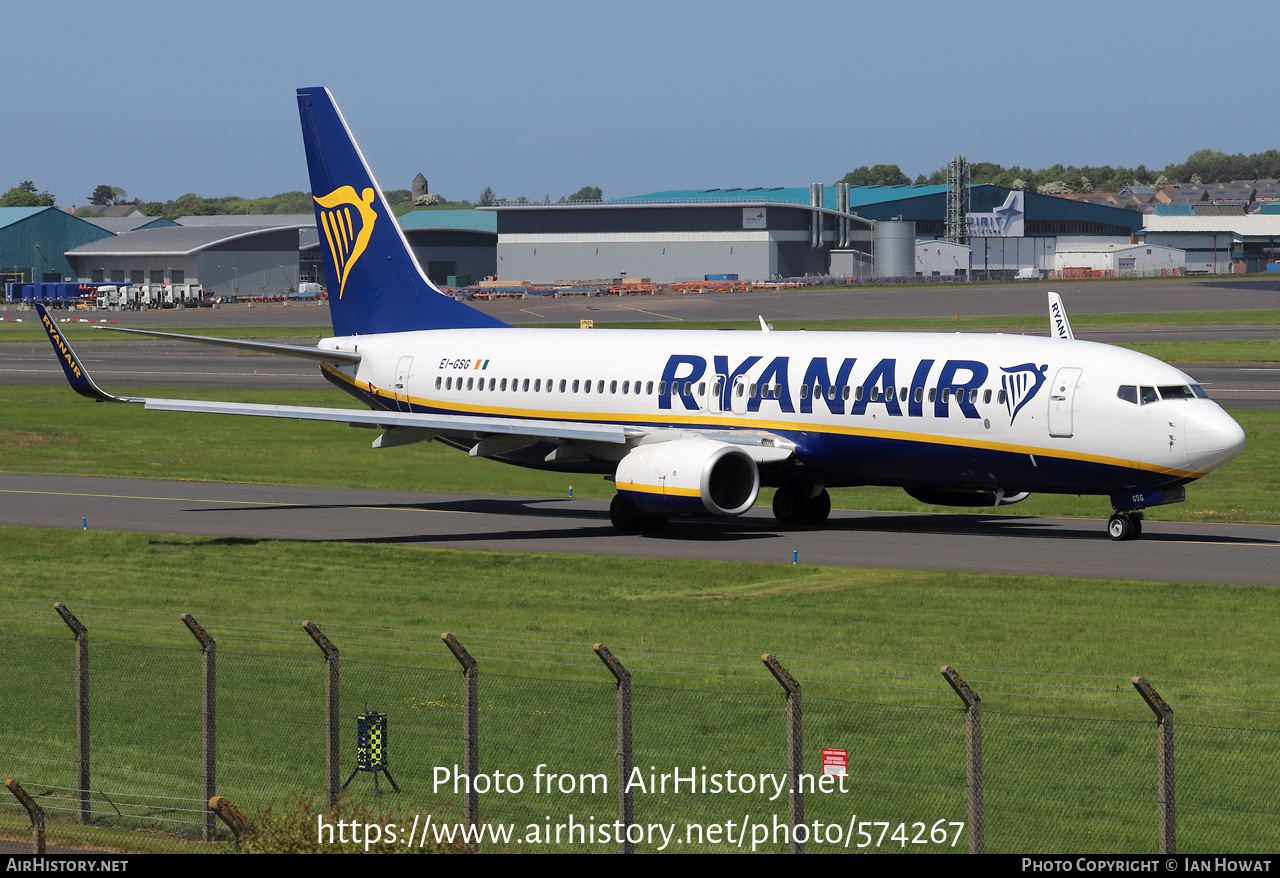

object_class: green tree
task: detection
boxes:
[838,164,910,187]
[89,185,127,206]
[564,185,602,202]
[1,181,56,207]
[478,186,496,207]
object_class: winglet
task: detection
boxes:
[1047,291,1074,340]
[35,304,139,403]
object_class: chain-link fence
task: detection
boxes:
[1,601,1278,854]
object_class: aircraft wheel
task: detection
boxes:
[639,513,668,534]
[610,494,641,533]
[1107,512,1140,541]
[803,489,831,525]
[772,486,808,526]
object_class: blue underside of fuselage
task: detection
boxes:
[326,370,1190,497]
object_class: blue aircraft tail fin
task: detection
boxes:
[296,87,507,336]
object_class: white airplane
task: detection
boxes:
[37,87,1246,541]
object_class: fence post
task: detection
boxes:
[5,779,45,854]
[303,621,340,810]
[941,665,984,854]
[1133,676,1175,854]
[181,613,216,841]
[54,602,90,825]
[594,643,633,854]
[442,633,478,829]
[762,653,803,854]
[209,796,253,850]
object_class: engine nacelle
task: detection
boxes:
[905,487,1031,508]
[615,438,760,516]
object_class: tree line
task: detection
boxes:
[841,148,1280,194]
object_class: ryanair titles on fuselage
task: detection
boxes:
[657,353,1049,425]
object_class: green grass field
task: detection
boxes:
[1,530,1278,853]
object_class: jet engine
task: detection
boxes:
[614,438,760,516]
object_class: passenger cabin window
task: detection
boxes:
[435,377,442,390]
[996,389,1006,404]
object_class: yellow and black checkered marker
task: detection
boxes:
[343,711,400,793]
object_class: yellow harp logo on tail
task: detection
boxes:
[314,186,378,299]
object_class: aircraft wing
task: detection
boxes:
[36,303,799,460]
[90,325,362,364]
[36,304,628,444]
[1047,291,1075,340]
[142,397,631,443]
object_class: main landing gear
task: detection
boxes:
[609,494,668,534]
[772,485,831,527]
[1107,511,1143,541]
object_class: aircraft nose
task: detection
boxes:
[1184,402,1246,472]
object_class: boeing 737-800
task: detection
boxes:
[38,87,1246,541]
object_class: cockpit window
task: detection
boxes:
[1158,385,1195,400]
[1191,384,1208,399]
[1140,386,1158,405]
[1117,385,1138,404]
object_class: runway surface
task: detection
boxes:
[4,275,1280,329]
[2,473,1277,585]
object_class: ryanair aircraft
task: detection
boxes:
[38,87,1246,541]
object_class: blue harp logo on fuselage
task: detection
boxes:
[1001,363,1049,424]
[314,186,378,299]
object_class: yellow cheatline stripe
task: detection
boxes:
[0,488,478,515]
[318,365,1206,480]
[615,482,700,498]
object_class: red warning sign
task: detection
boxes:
[822,748,847,777]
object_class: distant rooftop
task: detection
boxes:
[397,209,496,233]
[68,224,304,256]
[613,184,951,211]
[175,214,312,228]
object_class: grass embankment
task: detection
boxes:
[1,531,1276,853]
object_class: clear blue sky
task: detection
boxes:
[5,0,1271,208]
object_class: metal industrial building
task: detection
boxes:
[0,207,114,286]
[399,209,497,286]
[485,184,1147,283]
[488,194,875,284]
[67,223,306,299]
[1138,214,1280,273]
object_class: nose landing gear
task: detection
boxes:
[1107,511,1143,541]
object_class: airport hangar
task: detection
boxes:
[481,184,1147,284]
